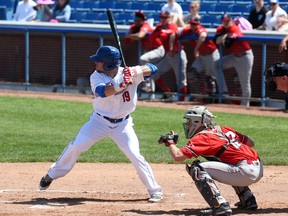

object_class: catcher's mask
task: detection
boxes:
[90,46,122,71]
[264,62,288,91]
[183,106,215,139]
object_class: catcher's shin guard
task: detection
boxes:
[186,160,225,208]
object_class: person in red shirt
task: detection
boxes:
[180,19,228,100]
[158,106,263,216]
[149,11,188,101]
[214,14,254,107]
[125,11,153,53]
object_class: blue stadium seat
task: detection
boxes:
[69,11,86,23]
[114,2,131,11]
[70,1,84,10]
[200,3,216,13]
[98,2,116,9]
[201,14,221,25]
[130,2,149,11]
[116,12,134,23]
[213,4,233,13]
[147,3,162,11]
[0,6,6,20]
[0,0,13,8]
[231,4,251,13]
[82,1,99,9]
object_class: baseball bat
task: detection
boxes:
[106,9,126,67]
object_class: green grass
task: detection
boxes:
[0,96,287,165]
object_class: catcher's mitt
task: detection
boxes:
[158,130,179,147]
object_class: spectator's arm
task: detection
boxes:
[279,35,288,53]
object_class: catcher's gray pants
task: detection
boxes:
[200,159,263,187]
[220,49,254,106]
[153,50,188,88]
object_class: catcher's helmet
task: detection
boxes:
[90,46,122,71]
[183,106,215,139]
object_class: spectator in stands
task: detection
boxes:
[265,62,288,111]
[125,11,155,96]
[279,35,288,53]
[248,0,268,29]
[179,19,228,100]
[34,0,54,22]
[181,0,201,27]
[264,0,288,31]
[214,14,254,107]
[13,0,37,21]
[50,0,71,22]
[148,12,188,101]
[161,0,184,27]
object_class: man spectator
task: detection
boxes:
[13,0,37,21]
[179,19,228,100]
[248,0,268,29]
[264,0,287,31]
[214,14,254,107]
[149,12,188,101]
[161,0,184,27]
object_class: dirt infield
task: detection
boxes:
[0,90,288,216]
[0,163,288,216]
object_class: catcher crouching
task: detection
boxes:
[158,106,263,216]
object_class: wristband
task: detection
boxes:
[131,66,143,76]
[145,63,158,74]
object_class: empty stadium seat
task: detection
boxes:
[0,0,13,8]
[0,6,6,20]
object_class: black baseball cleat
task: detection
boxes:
[199,202,232,216]
[39,174,53,190]
[234,195,258,210]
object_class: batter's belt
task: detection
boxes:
[96,112,129,123]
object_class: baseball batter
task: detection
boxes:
[158,106,263,216]
[39,45,163,203]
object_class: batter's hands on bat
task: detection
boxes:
[158,130,179,147]
[123,67,134,85]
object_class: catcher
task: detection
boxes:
[158,106,263,216]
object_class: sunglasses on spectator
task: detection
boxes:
[270,3,277,5]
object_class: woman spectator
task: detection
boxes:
[264,0,288,31]
[34,0,54,22]
[51,0,71,22]
[181,0,201,27]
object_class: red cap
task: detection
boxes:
[135,11,146,20]
[159,11,170,18]
[222,14,231,21]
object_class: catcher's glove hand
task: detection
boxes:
[158,130,179,147]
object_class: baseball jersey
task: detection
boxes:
[180,126,259,165]
[180,25,217,55]
[90,67,144,119]
[149,23,179,52]
[126,22,153,51]
[215,24,251,55]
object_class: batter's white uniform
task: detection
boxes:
[47,67,162,196]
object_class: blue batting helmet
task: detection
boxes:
[90,46,122,71]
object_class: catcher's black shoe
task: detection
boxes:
[39,174,53,190]
[199,202,232,216]
[234,195,258,210]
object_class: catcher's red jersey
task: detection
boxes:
[180,126,259,165]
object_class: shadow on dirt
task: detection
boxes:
[13,197,148,207]
[124,207,288,215]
